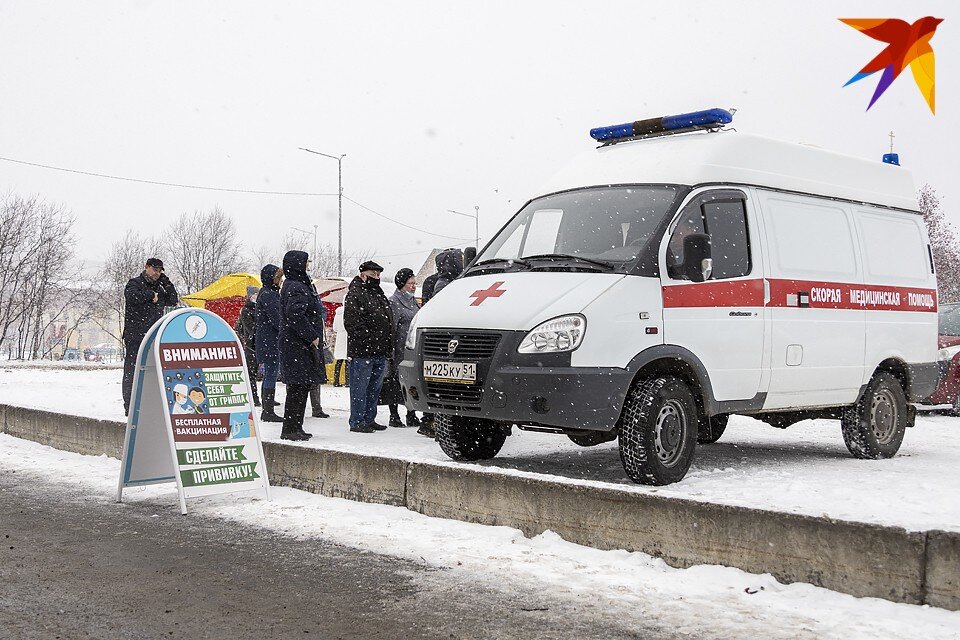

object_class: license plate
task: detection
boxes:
[423,360,477,384]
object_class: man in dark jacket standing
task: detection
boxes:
[343,261,393,433]
[278,250,326,441]
[234,286,260,407]
[122,257,179,415]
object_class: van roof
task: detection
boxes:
[539,131,918,211]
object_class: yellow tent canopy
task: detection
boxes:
[182,273,262,308]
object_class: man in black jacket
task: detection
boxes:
[343,260,393,433]
[122,257,179,415]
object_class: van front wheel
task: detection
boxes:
[840,372,907,459]
[618,377,698,485]
[435,414,509,461]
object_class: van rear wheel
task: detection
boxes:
[618,377,698,485]
[840,372,907,459]
[435,414,509,461]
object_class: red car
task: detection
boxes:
[923,302,960,413]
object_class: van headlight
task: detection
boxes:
[938,345,960,361]
[518,315,586,354]
[405,316,420,351]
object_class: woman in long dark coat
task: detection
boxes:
[380,268,421,428]
[255,264,283,423]
[278,250,327,441]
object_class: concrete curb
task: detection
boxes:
[405,462,927,603]
[0,403,956,611]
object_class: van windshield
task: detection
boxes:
[470,186,682,276]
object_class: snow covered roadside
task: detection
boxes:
[1,433,957,639]
[1,366,958,533]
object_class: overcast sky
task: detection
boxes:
[1,0,956,279]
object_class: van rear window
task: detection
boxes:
[766,198,857,277]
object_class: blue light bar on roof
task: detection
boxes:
[590,108,734,142]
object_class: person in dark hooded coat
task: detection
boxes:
[256,264,283,422]
[278,251,327,440]
[234,285,260,407]
[431,248,464,296]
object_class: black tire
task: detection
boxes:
[950,394,960,418]
[435,414,509,461]
[618,377,698,485]
[697,413,728,444]
[840,372,907,459]
[567,430,618,447]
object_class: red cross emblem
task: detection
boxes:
[469,281,507,306]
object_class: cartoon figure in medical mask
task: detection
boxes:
[171,383,192,414]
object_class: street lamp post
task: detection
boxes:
[299,147,346,275]
[447,206,480,249]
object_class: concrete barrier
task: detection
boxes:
[2,405,125,458]
[0,403,956,610]
[263,442,408,507]
[405,462,927,603]
[925,530,960,610]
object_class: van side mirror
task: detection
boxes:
[682,234,712,282]
[464,246,477,268]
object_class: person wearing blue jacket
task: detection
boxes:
[278,250,327,441]
[255,264,284,423]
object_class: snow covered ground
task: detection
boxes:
[0,366,958,533]
[1,433,957,638]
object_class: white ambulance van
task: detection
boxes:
[398,109,939,485]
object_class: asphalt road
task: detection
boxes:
[0,468,675,640]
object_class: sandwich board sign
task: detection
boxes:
[117,307,270,514]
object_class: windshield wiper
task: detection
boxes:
[468,257,532,271]
[521,253,615,270]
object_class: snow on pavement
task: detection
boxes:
[0,366,958,533]
[1,433,957,639]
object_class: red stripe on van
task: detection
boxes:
[662,279,937,312]
[767,279,937,312]
[662,279,765,308]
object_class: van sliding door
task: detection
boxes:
[757,191,865,409]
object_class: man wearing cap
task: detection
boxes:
[122,258,179,415]
[343,261,394,433]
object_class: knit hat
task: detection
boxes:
[246,285,258,299]
[394,268,414,290]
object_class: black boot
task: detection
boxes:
[309,386,329,419]
[388,411,403,428]
[406,412,421,428]
[260,389,283,423]
[282,385,313,441]
[251,382,261,407]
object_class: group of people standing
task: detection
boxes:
[121,246,466,442]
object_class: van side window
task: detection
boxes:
[667,197,750,280]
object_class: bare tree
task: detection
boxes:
[918,184,960,303]
[92,230,161,342]
[0,193,79,359]
[165,206,245,294]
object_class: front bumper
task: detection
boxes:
[398,329,633,431]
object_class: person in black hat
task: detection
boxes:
[122,257,179,415]
[380,268,420,428]
[343,260,393,433]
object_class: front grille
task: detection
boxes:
[422,331,501,360]
[421,331,501,407]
